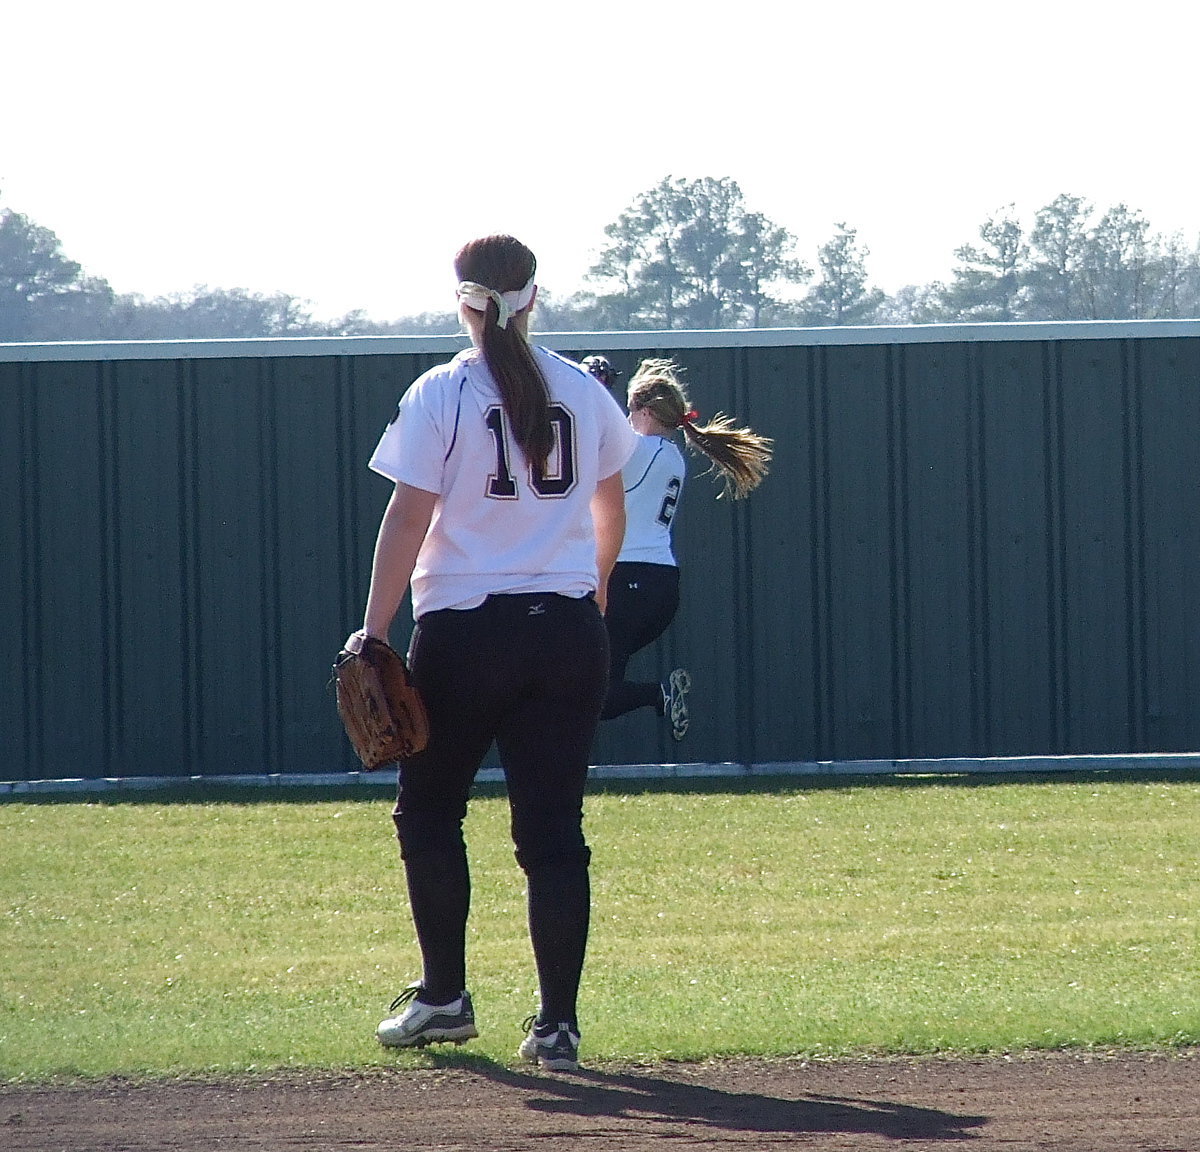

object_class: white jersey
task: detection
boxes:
[616,433,686,567]
[370,346,638,617]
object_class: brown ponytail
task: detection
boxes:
[626,358,773,499]
[454,235,553,471]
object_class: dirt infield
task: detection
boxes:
[3,1049,1197,1151]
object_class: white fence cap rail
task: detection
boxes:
[2,319,1198,364]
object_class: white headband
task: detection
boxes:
[456,274,536,329]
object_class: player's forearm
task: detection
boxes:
[362,483,437,639]
[591,472,627,612]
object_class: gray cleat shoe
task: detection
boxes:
[664,668,692,740]
[518,1016,580,1071]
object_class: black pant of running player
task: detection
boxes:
[393,592,608,1028]
[600,561,681,720]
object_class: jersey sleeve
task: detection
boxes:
[368,372,450,494]
[596,385,639,480]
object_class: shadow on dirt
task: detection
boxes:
[429,1052,988,1142]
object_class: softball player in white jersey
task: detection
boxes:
[598,358,774,739]
[357,235,637,1072]
[600,421,691,734]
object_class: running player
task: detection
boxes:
[354,235,637,1072]
[599,358,773,739]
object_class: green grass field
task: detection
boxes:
[2,773,1198,1082]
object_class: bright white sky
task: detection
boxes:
[2,0,1196,323]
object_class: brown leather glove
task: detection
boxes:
[332,633,430,769]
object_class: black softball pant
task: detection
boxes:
[600,561,681,720]
[392,592,608,1027]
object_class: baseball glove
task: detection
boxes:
[332,633,430,769]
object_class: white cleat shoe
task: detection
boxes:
[376,982,478,1048]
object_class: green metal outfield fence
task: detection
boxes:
[2,321,1199,784]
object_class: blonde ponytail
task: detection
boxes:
[626,358,773,500]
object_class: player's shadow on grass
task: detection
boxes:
[430,1053,987,1142]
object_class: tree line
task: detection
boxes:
[2,179,1198,343]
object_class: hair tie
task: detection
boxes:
[456,275,536,329]
[681,409,699,426]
